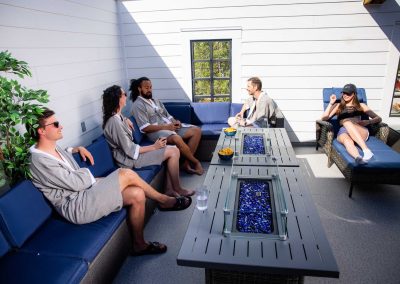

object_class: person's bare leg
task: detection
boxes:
[163,147,195,196]
[342,120,369,150]
[338,134,361,159]
[167,135,204,175]
[182,127,201,154]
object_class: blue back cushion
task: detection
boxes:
[0,180,52,248]
[129,116,144,144]
[230,103,242,117]
[0,230,10,257]
[163,102,192,124]
[191,102,231,124]
[73,135,117,177]
[322,87,368,136]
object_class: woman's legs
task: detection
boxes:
[341,120,373,160]
[163,147,194,197]
[338,133,361,159]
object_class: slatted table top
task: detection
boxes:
[212,128,299,167]
[177,165,339,278]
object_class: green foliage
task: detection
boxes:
[0,50,49,186]
[192,40,231,102]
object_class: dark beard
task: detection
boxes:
[141,91,152,100]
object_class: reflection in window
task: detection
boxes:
[191,40,231,102]
[390,60,400,116]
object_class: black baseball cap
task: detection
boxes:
[342,83,357,95]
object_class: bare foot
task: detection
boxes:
[176,188,195,197]
[192,161,204,175]
[164,190,181,197]
[181,163,197,175]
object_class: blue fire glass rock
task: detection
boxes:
[243,135,265,155]
[236,180,274,234]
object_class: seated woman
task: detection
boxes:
[102,85,194,197]
[321,83,382,164]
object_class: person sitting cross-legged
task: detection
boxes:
[102,85,194,197]
[28,108,192,256]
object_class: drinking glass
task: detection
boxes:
[196,185,209,211]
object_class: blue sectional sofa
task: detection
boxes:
[163,102,285,160]
[316,87,400,197]
[0,135,165,283]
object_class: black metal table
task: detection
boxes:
[211,128,299,167]
[177,165,339,283]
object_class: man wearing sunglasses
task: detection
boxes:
[28,108,192,256]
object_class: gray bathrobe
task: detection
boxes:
[29,145,123,224]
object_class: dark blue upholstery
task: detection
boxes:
[200,124,230,137]
[73,135,117,177]
[129,116,144,144]
[0,180,52,247]
[230,103,242,117]
[21,210,126,262]
[135,169,158,184]
[333,137,400,169]
[191,102,230,124]
[0,230,10,257]
[0,251,87,284]
[162,102,192,123]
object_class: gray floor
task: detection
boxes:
[113,146,400,284]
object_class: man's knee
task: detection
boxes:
[119,168,138,183]
[127,187,146,206]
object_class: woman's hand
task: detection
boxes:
[153,137,167,149]
[329,94,337,105]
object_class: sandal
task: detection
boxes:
[158,196,192,211]
[131,241,167,256]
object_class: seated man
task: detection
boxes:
[28,108,191,256]
[130,77,203,175]
[228,77,277,128]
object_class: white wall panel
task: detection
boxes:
[0,0,124,147]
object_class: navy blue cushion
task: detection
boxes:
[323,87,367,110]
[230,103,242,117]
[129,116,144,144]
[333,137,400,169]
[21,210,126,262]
[191,102,230,124]
[0,180,52,248]
[134,169,158,184]
[200,124,228,137]
[73,135,117,177]
[0,230,10,257]
[0,251,87,284]
[163,102,192,123]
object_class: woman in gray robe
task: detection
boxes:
[102,85,194,197]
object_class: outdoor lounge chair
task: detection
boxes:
[316,87,400,197]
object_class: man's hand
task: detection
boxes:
[154,137,167,149]
[165,123,179,131]
[173,120,181,129]
[235,112,243,119]
[74,146,94,165]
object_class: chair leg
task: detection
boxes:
[348,182,354,198]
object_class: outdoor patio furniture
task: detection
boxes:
[316,87,400,197]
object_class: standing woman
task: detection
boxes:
[321,83,382,164]
[102,85,194,198]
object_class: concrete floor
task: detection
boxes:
[114,146,400,284]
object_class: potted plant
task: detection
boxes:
[0,50,49,187]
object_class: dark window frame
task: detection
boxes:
[389,59,400,117]
[190,39,232,102]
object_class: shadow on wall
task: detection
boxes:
[119,3,191,106]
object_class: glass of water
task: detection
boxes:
[196,185,209,211]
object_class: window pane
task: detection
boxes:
[193,42,210,60]
[213,41,230,59]
[214,97,230,102]
[194,62,210,78]
[213,61,230,78]
[194,80,211,96]
[390,60,400,117]
[213,80,230,96]
[197,98,212,102]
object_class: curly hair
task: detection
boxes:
[28,108,55,141]
[129,77,150,102]
[102,85,122,129]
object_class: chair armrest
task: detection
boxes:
[316,120,334,149]
[269,108,285,128]
[370,122,389,144]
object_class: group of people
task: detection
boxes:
[27,76,380,257]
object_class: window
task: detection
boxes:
[191,40,232,102]
[390,60,400,117]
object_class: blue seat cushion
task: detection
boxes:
[73,135,117,177]
[230,103,243,117]
[191,102,230,124]
[20,209,126,262]
[332,137,400,169]
[0,251,87,284]
[134,168,159,184]
[0,230,10,257]
[129,116,144,144]
[0,180,52,248]
[163,102,192,123]
[200,123,228,137]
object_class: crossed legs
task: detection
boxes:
[338,120,373,162]
[167,127,203,175]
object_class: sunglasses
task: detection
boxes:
[44,121,60,128]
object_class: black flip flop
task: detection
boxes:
[131,241,167,256]
[158,196,192,211]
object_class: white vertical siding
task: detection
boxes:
[0,0,125,147]
[119,0,400,142]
